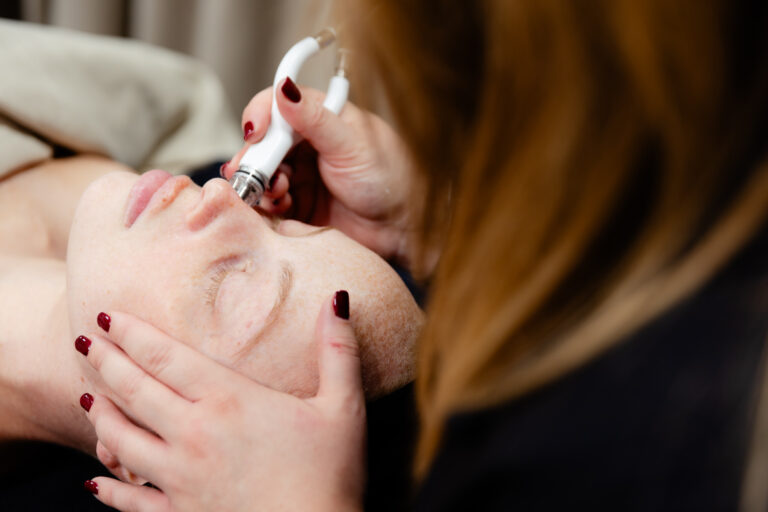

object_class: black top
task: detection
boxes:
[416,221,768,511]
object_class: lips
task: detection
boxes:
[124,169,172,227]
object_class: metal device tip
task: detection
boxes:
[229,171,265,207]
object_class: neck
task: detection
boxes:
[0,279,96,454]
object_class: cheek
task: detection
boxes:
[208,272,277,357]
[67,239,129,337]
[232,293,321,397]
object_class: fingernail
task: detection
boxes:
[333,290,350,320]
[243,121,254,140]
[268,172,278,190]
[97,312,111,332]
[80,393,94,412]
[75,335,92,356]
[84,479,98,495]
[281,77,301,103]
[219,162,228,178]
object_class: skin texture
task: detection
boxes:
[0,72,424,509]
[81,305,366,511]
[20,77,424,509]
[77,80,427,510]
[0,154,420,467]
[67,170,421,400]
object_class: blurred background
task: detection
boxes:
[0,0,336,118]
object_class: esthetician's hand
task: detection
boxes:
[77,292,365,512]
[222,79,419,267]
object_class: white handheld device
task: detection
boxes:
[230,28,349,206]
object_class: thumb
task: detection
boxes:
[315,290,364,402]
[276,77,355,158]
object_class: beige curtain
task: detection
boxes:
[21,0,336,119]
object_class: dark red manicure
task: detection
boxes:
[75,335,92,356]
[281,77,301,103]
[97,312,111,332]
[80,393,94,412]
[333,290,350,320]
[84,479,98,495]
[243,121,254,140]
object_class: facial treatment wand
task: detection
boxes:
[230,28,350,207]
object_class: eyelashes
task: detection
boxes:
[205,265,232,307]
[205,256,252,307]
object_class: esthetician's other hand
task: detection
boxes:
[78,292,365,512]
[223,79,418,267]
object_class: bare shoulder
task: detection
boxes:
[0,156,134,259]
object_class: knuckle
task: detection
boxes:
[161,465,185,494]
[143,344,173,378]
[118,369,146,405]
[305,100,327,130]
[211,393,243,418]
[125,492,143,512]
[96,441,118,468]
[327,335,360,358]
[99,425,124,459]
[178,413,211,454]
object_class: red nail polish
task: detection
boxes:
[80,393,94,412]
[84,479,98,495]
[281,77,301,103]
[75,335,92,356]
[97,312,111,332]
[243,121,254,140]
[333,290,350,320]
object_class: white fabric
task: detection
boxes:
[0,19,241,178]
[20,0,336,116]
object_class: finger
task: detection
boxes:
[241,87,273,144]
[223,144,252,180]
[97,440,148,485]
[275,79,358,157]
[82,332,189,436]
[87,477,171,512]
[259,191,293,216]
[257,170,290,214]
[86,393,168,484]
[272,191,293,215]
[96,439,119,469]
[263,168,290,198]
[314,291,364,403]
[95,311,245,401]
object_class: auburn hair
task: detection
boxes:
[338,0,768,477]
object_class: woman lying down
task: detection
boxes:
[0,155,422,466]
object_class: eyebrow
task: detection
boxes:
[234,260,294,360]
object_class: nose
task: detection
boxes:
[186,178,247,230]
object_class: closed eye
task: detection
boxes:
[204,255,247,307]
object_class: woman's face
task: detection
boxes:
[67,171,419,397]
